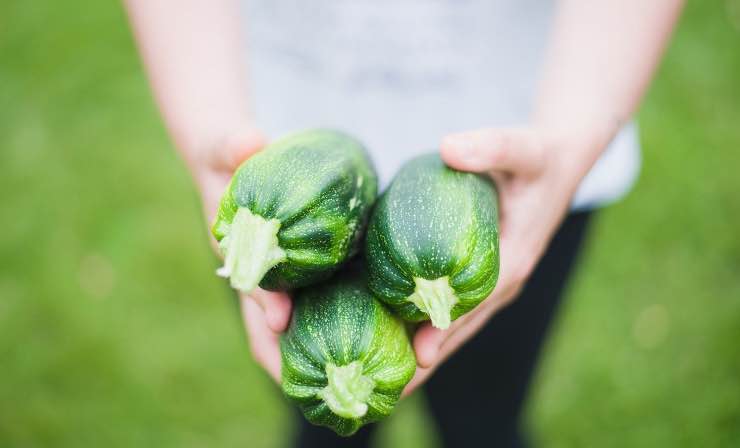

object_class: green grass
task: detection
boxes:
[1,1,738,447]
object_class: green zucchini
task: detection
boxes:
[365,154,500,329]
[211,129,377,293]
[281,269,416,436]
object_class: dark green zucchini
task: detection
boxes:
[365,153,500,329]
[211,129,377,292]
[281,270,416,436]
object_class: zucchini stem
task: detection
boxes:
[318,361,375,419]
[408,276,458,330]
[216,207,286,293]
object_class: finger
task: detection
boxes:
[208,127,267,172]
[412,309,475,368]
[412,323,446,368]
[414,302,485,368]
[240,296,282,382]
[197,128,267,223]
[247,288,292,333]
[436,300,502,362]
[404,312,483,396]
[401,366,433,398]
[200,172,233,224]
[440,128,544,175]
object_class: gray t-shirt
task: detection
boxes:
[242,0,640,209]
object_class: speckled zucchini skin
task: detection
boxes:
[365,153,500,323]
[212,129,377,290]
[281,271,416,436]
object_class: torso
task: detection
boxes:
[242,0,640,209]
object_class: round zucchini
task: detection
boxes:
[365,153,500,329]
[211,129,377,293]
[280,271,416,436]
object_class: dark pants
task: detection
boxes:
[294,211,593,448]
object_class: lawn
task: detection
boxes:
[1,1,738,447]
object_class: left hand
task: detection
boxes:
[403,126,596,396]
[190,127,292,383]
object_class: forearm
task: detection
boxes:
[535,0,684,183]
[124,0,252,168]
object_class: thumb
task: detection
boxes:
[198,127,268,222]
[209,127,268,173]
[245,288,292,333]
[440,128,544,175]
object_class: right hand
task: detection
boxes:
[190,127,291,382]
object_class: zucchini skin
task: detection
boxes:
[212,129,377,291]
[365,153,500,324]
[280,269,416,436]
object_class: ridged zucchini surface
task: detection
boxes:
[212,129,377,292]
[365,154,499,329]
[281,270,416,436]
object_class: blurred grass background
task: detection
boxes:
[1,1,739,447]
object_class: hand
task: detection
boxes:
[190,127,291,383]
[403,126,596,396]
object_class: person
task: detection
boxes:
[124,1,683,446]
